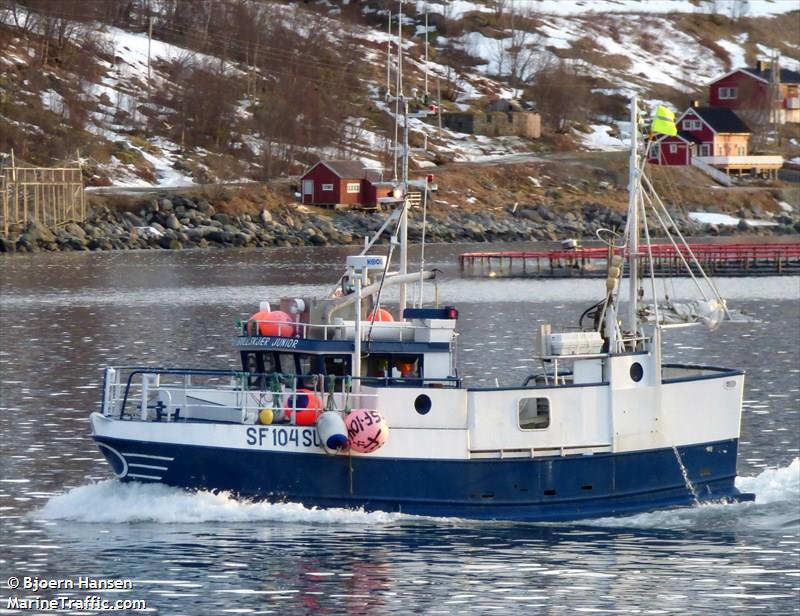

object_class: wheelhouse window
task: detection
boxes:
[324,355,351,377]
[278,353,297,375]
[518,397,550,430]
[392,355,420,378]
[261,352,277,374]
[364,354,422,382]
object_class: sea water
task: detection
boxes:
[1,245,798,614]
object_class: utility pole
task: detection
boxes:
[147,14,152,97]
[437,77,442,137]
[424,6,429,101]
[771,52,780,146]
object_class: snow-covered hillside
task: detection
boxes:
[1,0,798,187]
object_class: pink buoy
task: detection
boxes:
[345,409,389,453]
[248,310,296,337]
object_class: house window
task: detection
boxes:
[346,182,360,194]
[518,397,550,430]
[737,144,746,156]
[719,87,738,100]
[649,147,659,159]
[321,183,334,191]
[669,144,678,154]
[682,119,701,131]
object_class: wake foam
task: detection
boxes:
[36,480,401,524]
[583,459,799,529]
[735,458,799,504]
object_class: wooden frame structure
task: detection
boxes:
[1,151,86,237]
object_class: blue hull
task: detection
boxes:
[94,436,752,521]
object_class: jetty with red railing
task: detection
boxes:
[459,242,800,278]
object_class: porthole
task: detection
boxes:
[630,362,644,382]
[414,394,432,415]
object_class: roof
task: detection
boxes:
[743,66,800,84]
[687,107,751,134]
[677,131,702,144]
[322,160,369,179]
[303,160,370,179]
[709,66,800,86]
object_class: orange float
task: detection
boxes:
[248,310,296,337]
[366,308,394,322]
[284,389,323,426]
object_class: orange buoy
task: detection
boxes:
[248,310,296,337]
[366,308,394,322]
[284,389,323,426]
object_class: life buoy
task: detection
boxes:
[284,389,323,426]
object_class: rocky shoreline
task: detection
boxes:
[2,194,798,254]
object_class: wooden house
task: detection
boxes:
[650,105,782,176]
[299,160,393,208]
[708,61,800,124]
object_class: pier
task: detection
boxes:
[458,243,800,278]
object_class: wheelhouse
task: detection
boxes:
[236,305,460,388]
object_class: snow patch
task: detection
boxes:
[688,212,779,227]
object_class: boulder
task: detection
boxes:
[65,222,86,239]
[21,220,56,244]
[165,214,181,230]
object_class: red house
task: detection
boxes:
[650,106,750,166]
[708,61,800,124]
[299,160,393,207]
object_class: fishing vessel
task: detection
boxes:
[91,98,755,520]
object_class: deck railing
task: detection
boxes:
[101,367,460,424]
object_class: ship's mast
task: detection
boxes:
[626,96,640,343]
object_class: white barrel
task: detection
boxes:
[317,411,349,453]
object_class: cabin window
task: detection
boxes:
[392,355,420,378]
[278,353,297,375]
[244,352,259,373]
[261,352,277,374]
[518,397,550,430]
[365,354,422,381]
[297,354,315,375]
[366,355,391,378]
[346,182,360,194]
[719,86,737,100]
[243,352,264,388]
[321,183,334,191]
[324,355,351,377]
